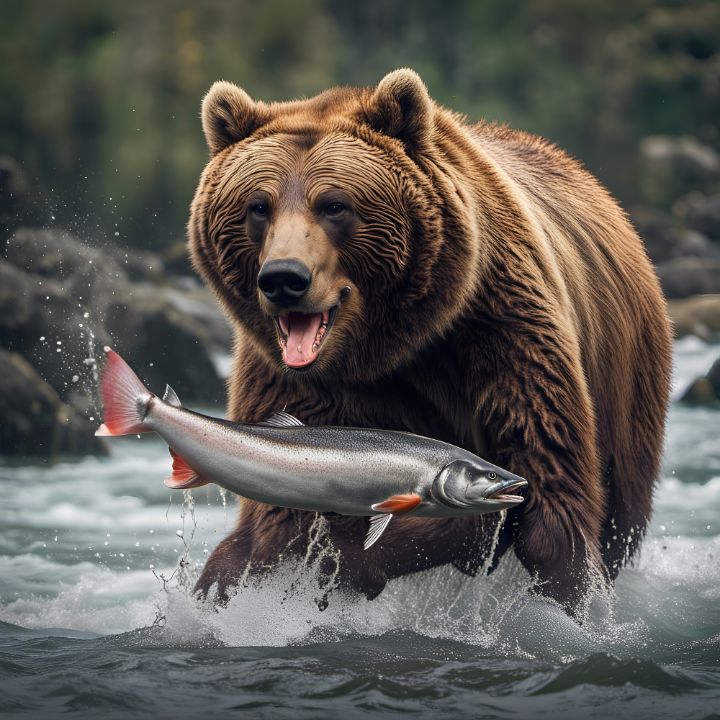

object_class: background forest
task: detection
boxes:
[2,0,719,248]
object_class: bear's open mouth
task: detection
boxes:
[275,307,337,369]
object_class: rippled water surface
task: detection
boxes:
[1,339,719,719]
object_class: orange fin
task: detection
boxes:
[164,448,210,490]
[370,493,422,514]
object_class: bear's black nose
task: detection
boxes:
[257,259,312,306]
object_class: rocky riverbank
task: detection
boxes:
[1,226,232,460]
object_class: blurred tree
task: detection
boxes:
[0,0,718,249]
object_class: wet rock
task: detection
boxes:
[105,283,227,405]
[0,227,232,457]
[0,260,110,400]
[0,349,105,458]
[162,239,196,277]
[679,356,720,408]
[106,245,166,284]
[708,356,720,395]
[640,136,720,206]
[671,229,720,260]
[159,285,233,353]
[667,295,720,340]
[674,193,720,242]
[631,207,679,263]
[4,227,127,311]
[656,257,720,299]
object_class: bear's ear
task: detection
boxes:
[364,69,433,150]
[201,81,269,155]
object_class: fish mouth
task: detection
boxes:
[483,479,528,503]
[274,305,338,369]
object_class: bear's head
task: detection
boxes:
[189,69,481,384]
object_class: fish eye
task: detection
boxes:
[488,472,497,480]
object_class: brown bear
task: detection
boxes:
[187,69,672,614]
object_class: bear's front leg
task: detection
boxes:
[472,333,608,615]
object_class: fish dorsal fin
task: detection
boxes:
[164,448,209,490]
[364,514,393,550]
[162,384,182,408]
[260,411,304,428]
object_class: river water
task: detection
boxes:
[1,339,719,719]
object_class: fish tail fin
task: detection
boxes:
[95,349,154,436]
[164,448,210,490]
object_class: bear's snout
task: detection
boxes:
[257,258,312,307]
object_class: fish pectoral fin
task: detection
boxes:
[260,411,304,428]
[370,493,422,514]
[364,514,393,550]
[162,384,182,408]
[164,448,209,490]
[364,494,422,550]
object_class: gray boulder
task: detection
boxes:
[0,260,110,400]
[680,355,720,408]
[0,226,233,457]
[4,227,127,311]
[667,295,720,341]
[631,207,679,263]
[639,136,720,206]
[0,349,105,457]
[674,194,720,242]
[656,257,720,299]
[105,283,227,405]
[671,229,720,260]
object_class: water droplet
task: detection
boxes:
[39,336,45,341]
[176,530,184,538]
[83,312,90,318]
[71,375,79,383]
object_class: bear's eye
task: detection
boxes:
[323,201,346,218]
[249,202,269,218]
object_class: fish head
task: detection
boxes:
[432,459,528,512]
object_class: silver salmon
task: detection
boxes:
[95,349,528,549]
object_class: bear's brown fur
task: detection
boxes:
[188,69,672,613]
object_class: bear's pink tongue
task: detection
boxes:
[282,312,323,368]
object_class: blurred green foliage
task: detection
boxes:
[1,0,718,248]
